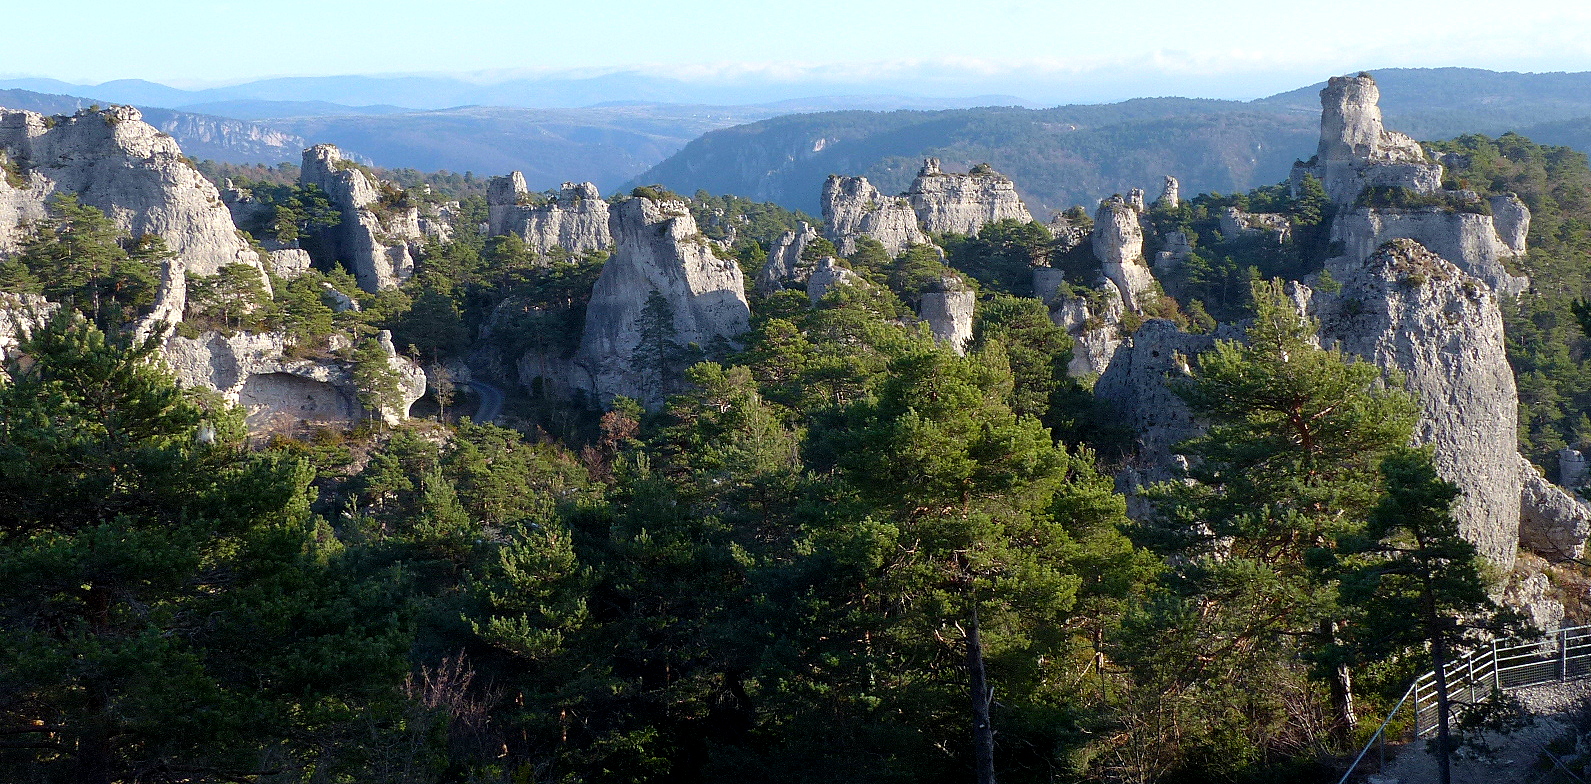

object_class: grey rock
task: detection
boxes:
[1033,266,1068,306]
[917,275,974,355]
[1489,193,1531,255]
[1332,207,1529,296]
[574,196,750,406]
[298,144,420,292]
[162,328,424,430]
[822,174,929,256]
[1095,319,1220,485]
[1157,175,1180,209]
[320,283,359,312]
[1519,456,1591,559]
[1315,239,1522,567]
[806,256,862,303]
[908,158,1033,236]
[267,249,313,278]
[0,106,263,280]
[1153,231,1194,275]
[758,221,820,291]
[1092,196,1156,311]
[1560,448,1590,490]
[1299,73,1443,206]
[487,174,611,255]
[1220,207,1291,244]
[0,292,57,368]
[1126,188,1146,212]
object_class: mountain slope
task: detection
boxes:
[0,88,303,164]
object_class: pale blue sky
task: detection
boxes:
[8,0,1591,99]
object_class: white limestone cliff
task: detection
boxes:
[757,221,821,291]
[907,158,1033,236]
[298,144,421,293]
[486,174,611,255]
[573,196,750,406]
[917,274,975,355]
[1091,196,1156,312]
[822,174,930,256]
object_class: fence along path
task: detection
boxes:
[1337,622,1591,783]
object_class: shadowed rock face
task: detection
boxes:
[907,158,1033,236]
[757,221,820,291]
[0,106,261,277]
[299,144,421,292]
[574,196,749,406]
[486,174,611,255]
[822,174,928,256]
[163,328,425,430]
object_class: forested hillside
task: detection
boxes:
[7,109,1587,781]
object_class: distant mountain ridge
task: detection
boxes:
[636,68,1591,215]
[0,88,303,164]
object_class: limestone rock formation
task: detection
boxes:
[1091,196,1155,311]
[298,144,421,292]
[1490,193,1531,254]
[1561,448,1590,489]
[806,257,862,303]
[1220,207,1291,244]
[1094,319,1226,488]
[757,221,820,291]
[822,174,929,256]
[1157,176,1180,209]
[1520,457,1591,559]
[0,293,57,367]
[1312,239,1522,566]
[486,174,611,255]
[1032,266,1068,306]
[0,106,262,277]
[1296,73,1443,207]
[917,275,974,355]
[573,196,750,405]
[907,159,1033,236]
[162,328,424,430]
[1153,231,1194,275]
[1331,206,1528,296]
[267,249,313,278]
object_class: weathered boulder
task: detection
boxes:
[1220,207,1291,244]
[822,174,929,256]
[267,249,313,278]
[757,221,820,291]
[574,196,750,406]
[486,174,611,255]
[0,106,262,278]
[806,256,862,303]
[1519,456,1591,559]
[1092,196,1156,311]
[1314,239,1522,567]
[907,158,1033,236]
[298,144,420,292]
[917,275,974,355]
[1153,231,1194,275]
[1157,176,1180,209]
[162,328,424,430]
[1561,448,1591,489]
[0,292,57,367]
[1489,193,1531,255]
[1051,279,1128,377]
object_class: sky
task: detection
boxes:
[7,0,1591,101]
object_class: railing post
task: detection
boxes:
[1468,653,1477,704]
[1562,628,1570,682]
[1493,640,1500,691]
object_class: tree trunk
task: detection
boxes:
[1431,626,1453,784]
[1322,619,1358,734]
[968,597,996,784]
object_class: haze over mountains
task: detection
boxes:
[6,67,1591,212]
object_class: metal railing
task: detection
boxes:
[1337,622,1591,783]
[1413,623,1591,736]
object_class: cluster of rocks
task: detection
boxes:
[0,105,426,432]
[298,144,424,293]
[486,173,611,255]
[822,158,1031,256]
[1071,73,1588,571]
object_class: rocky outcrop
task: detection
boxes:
[0,106,262,277]
[1312,239,1522,567]
[1153,231,1193,275]
[1033,266,1068,306]
[1520,457,1591,559]
[266,249,313,278]
[917,275,974,355]
[1296,73,1443,207]
[162,328,424,430]
[1331,206,1528,296]
[757,221,820,291]
[1220,207,1291,244]
[298,144,421,293]
[486,174,611,255]
[806,256,862,303]
[0,292,57,367]
[1157,176,1180,209]
[1095,319,1226,488]
[1491,194,1531,254]
[822,174,929,256]
[907,159,1033,236]
[573,196,750,406]
[1561,448,1590,490]
[1092,196,1156,311]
